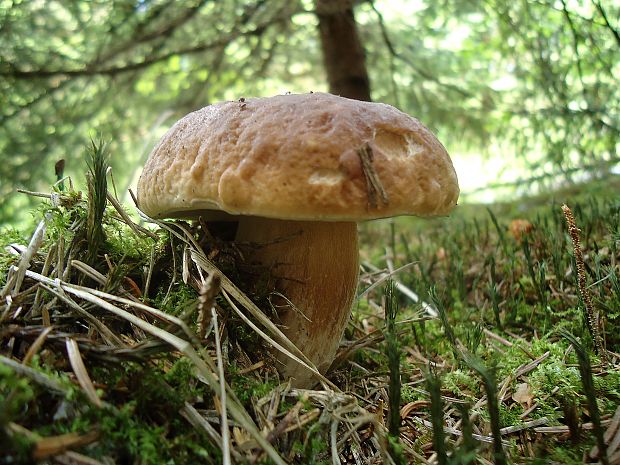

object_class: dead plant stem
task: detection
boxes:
[561,204,607,363]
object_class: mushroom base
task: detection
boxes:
[235,217,359,387]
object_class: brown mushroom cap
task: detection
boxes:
[137,92,459,220]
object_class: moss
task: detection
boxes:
[289,432,329,465]
[529,359,581,402]
[39,195,86,245]
[400,384,424,404]
[531,443,591,464]
[228,364,277,405]
[152,281,198,317]
[0,363,36,425]
[104,216,158,263]
[498,403,524,429]
[59,362,219,464]
[442,369,482,399]
[93,402,175,464]
[594,369,620,411]
[495,338,563,382]
[165,357,201,401]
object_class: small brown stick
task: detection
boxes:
[561,204,607,363]
[33,429,100,460]
[266,398,306,443]
[237,360,265,375]
[357,143,389,210]
[514,351,550,378]
[535,419,611,434]
[198,273,222,339]
[499,417,549,435]
[282,408,321,434]
[15,189,75,203]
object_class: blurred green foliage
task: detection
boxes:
[0,0,618,225]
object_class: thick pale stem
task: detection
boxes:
[235,217,359,386]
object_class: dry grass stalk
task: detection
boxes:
[31,244,56,315]
[15,266,288,465]
[1,215,48,299]
[499,417,549,435]
[534,419,611,433]
[22,326,53,365]
[198,273,221,339]
[210,306,231,465]
[40,284,124,346]
[561,204,607,363]
[105,190,157,240]
[65,338,103,408]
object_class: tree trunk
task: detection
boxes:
[315,0,371,101]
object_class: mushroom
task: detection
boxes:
[137,92,459,386]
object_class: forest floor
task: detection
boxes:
[1,153,619,465]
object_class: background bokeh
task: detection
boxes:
[1,0,618,227]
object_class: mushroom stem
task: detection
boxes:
[235,217,359,386]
